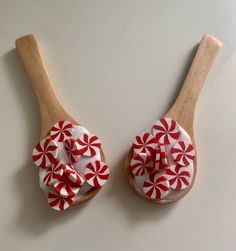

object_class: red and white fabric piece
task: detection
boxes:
[165,165,191,190]
[130,153,154,176]
[64,138,81,163]
[152,118,180,144]
[85,160,109,188]
[77,133,101,157]
[142,173,170,199]
[132,132,157,155]
[32,138,58,168]
[65,163,84,186]
[50,120,73,142]
[47,192,73,211]
[171,141,195,166]
[43,161,64,185]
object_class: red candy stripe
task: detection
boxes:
[154,144,169,171]
[159,143,169,169]
[77,133,101,157]
[47,192,73,211]
[171,141,195,166]
[50,120,73,142]
[65,163,84,186]
[64,139,81,163]
[165,165,191,190]
[152,118,180,144]
[43,162,64,185]
[130,153,154,176]
[32,138,58,168]
[132,132,157,155]
[143,173,170,199]
[85,160,109,188]
[154,147,161,171]
[53,174,80,198]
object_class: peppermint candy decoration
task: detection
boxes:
[85,160,109,188]
[154,147,161,171]
[50,120,73,142]
[152,118,180,144]
[171,141,195,166]
[143,173,170,199]
[54,175,80,198]
[130,153,154,176]
[159,143,169,169]
[132,132,157,155]
[43,162,64,185]
[77,133,101,157]
[48,192,73,211]
[65,164,84,186]
[165,165,191,190]
[32,138,58,168]
[64,139,81,163]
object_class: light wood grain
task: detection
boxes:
[125,34,223,204]
[15,34,106,206]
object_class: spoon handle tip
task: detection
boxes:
[166,33,223,135]
[15,34,72,137]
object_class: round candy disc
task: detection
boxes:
[32,138,58,168]
[50,120,73,142]
[85,160,109,188]
[77,133,101,157]
[152,118,180,144]
[143,173,170,199]
[165,165,191,190]
[47,192,73,211]
[132,132,157,155]
[130,152,154,176]
[171,141,195,166]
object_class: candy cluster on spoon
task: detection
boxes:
[32,120,109,211]
[130,117,195,201]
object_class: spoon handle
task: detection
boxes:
[15,34,73,137]
[166,34,223,135]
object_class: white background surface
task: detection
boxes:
[0,1,235,250]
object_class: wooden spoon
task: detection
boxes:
[15,34,105,205]
[125,34,223,204]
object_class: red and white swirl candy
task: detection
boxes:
[32,138,58,168]
[64,139,80,163]
[50,120,73,142]
[159,143,169,169]
[152,118,180,144]
[154,147,161,171]
[77,133,101,157]
[85,160,109,188]
[154,144,169,171]
[165,164,191,190]
[171,141,195,166]
[47,192,73,211]
[65,163,84,186]
[130,153,154,176]
[142,173,170,199]
[43,161,64,185]
[53,171,81,198]
[132,132,157,155]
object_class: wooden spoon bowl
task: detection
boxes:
[125,34,223,204]
[16,34,106,205]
